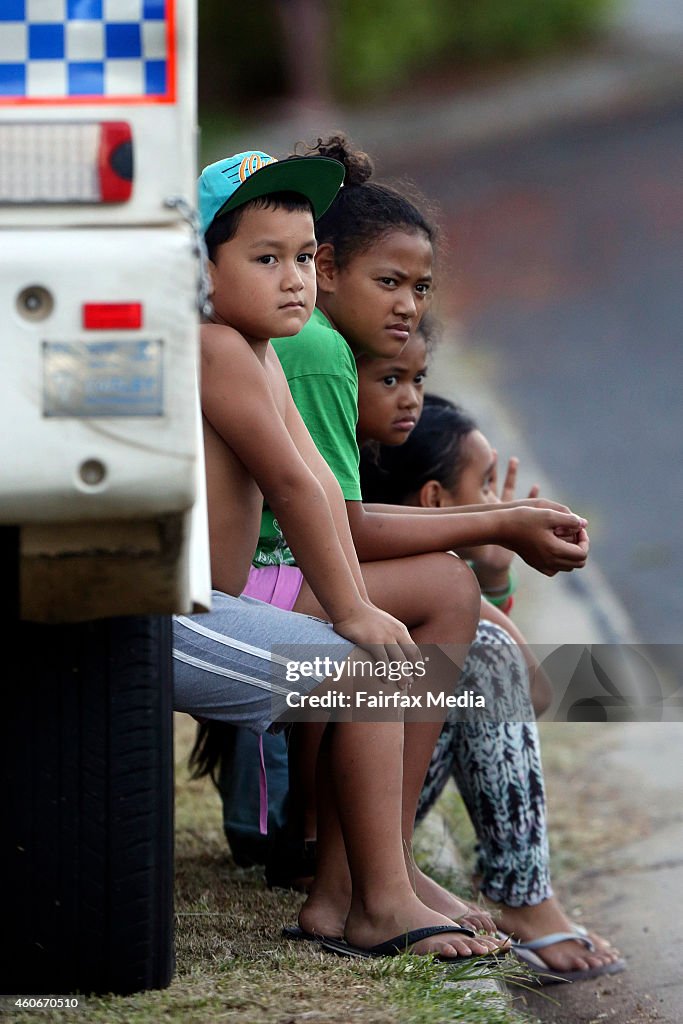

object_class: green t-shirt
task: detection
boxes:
[253,308,361,567]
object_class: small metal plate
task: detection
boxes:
[43,339,163,417]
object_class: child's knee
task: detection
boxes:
[429,553,481,626]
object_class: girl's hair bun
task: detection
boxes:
[290,131,436,268]
[305,132,373,187]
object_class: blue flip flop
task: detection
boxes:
[499,928,627,985]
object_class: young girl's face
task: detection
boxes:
[442,429,498,508]
[356,333,428,446]
[320,228,433,359]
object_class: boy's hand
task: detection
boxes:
[502,507,589,576]
[333,604,421,687]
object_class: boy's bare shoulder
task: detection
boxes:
[199,323,291,426]
[201,322,257,370]
[200,323,287,396]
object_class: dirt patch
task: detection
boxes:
[537,722,652,882]
[510,723,666,1024]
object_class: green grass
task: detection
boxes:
[374,952,541,1024]
[19,718,637,1023]
[17,713,539,1024]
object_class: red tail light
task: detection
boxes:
[83,302,142,330]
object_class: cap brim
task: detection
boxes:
[216,156,344,222]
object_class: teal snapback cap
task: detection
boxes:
[198,150,345,234]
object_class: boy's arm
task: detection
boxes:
[201,329,413,654]
[282,385,370,601]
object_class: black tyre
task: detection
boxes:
[0,604,175,996]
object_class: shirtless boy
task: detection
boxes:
[172,151,506,959]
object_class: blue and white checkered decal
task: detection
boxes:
[0,1,171,101]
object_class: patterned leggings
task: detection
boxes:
[416,619,553,907]
[214,618,553,908]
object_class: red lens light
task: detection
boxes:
[83,303,143,329]
[98,122,133,203]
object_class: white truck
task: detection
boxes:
[0,0,210,996]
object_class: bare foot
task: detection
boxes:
[481,894,622,973]
[298,882,349,940]
[344,891,509,959]
[411,863,498,934]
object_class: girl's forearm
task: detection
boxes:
[349,504,512,562]
[363,500,554,516]
[363,502,447,515]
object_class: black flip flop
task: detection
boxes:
[282,924,339,943]
[321,924,506,964]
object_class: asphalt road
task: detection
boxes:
[400,99,683,668]
[394,94,683,1024]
